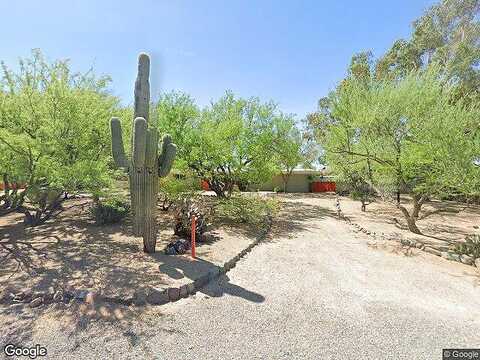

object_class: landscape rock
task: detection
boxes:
[424,247,441,257]
[167,287,180,302]
[187,283,195,294]
[29,297,43,308]
[133,289,147,306]
[146,288,169,305]
[475,258,480,268]
[460,254,473,265]
[53,290,63,302]
[179,285,189,298]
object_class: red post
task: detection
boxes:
[191,215,196,259]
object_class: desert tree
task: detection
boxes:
[0,50,119,225]
[319,67,479,234]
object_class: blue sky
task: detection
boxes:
[2,0,435,119]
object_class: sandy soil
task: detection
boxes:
[0,195,262,300]
[1,194,479,359]
[273,193,480,250]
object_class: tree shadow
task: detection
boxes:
[270,196,339,239]
[0,195,264,347]
[155,255,264,303]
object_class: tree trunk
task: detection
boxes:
[396,194,427,234]
[208,179,232,198]
[20,193,64,227]
[361,200,366,212]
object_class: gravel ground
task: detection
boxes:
[1,197,480,359]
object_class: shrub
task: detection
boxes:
[159,174,201,211]
[216,195,278,225]
[90,197,130,225]
[455,234,480,259]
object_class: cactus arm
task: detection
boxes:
[134,53,150,123]
[110,117,129,169]
[145,129,159,169]
[158,134,177,177]
[132,117,147,168]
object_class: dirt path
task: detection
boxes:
[1,196,479,359]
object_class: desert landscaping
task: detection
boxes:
[1,0,480,358]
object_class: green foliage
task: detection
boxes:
[159,173,201,210]
[154,91,199,166]
[90,196,130,225]
[183,91,283,197]
[311,66,479,232]
[376,0,480,101]
[215,195,278,225]
[455,234,480,259]
[0,49,119,223]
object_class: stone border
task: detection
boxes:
[342,216,480,269]
[1,215,274,309]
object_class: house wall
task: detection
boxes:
[256,174,310,192]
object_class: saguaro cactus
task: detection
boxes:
[110,53,177,253]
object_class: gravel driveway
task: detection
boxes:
[2,196,480,359]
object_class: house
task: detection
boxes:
[255,166,335,193]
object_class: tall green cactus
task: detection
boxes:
[110,53,177,253]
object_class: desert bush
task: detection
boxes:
[216,195,278,225]
[90,197,130,225]
[455,234,480,259]
[158,174,200,211]
[0,50,120,224]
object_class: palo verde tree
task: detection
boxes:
[183,91,280,197]
[271,113,311,192]
[318,67,480,234]
[0,49,118,225]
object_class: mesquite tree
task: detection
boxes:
[110,53,177,253]
[313,67,479,234]
[0,50,117,224]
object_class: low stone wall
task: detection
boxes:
[1,215,274,308]
[342,216,480,268]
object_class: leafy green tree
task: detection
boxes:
[270,114,310,192]
[319,68,479,234]
[376,0,480,100]
[0,50,119,225]
[153,91,199,167]
[184,91,280,197]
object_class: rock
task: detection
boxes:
[187,283,195,295]
[448,253,461,262]
[415,242,424,249]
[475,258,480,268]
[460,254,473,265]
[85,292,96,304]
[63,291,74,303]
[179,285,189,298]
[165,237,190,255]
[424,247,441,257]
[441,252,449,259]
[167,287,180,302]
[75,290,89,301]
[133,289,147,306]
[29,297,43,308]
[146,288,169,305]
[53,290,63,302]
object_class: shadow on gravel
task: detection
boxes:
[270,195,339,240]
[157,256,265,303]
